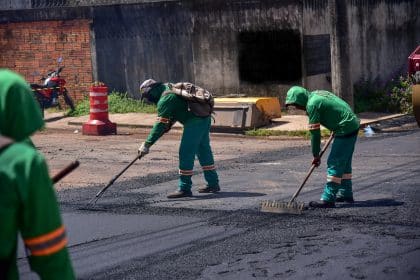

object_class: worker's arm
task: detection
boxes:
[144,95,176,146]
[307,105,321,158]
[144,117,172,146]
[20,152,75,280]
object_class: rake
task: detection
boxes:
[260,133,334,214]
[87,154,143,205]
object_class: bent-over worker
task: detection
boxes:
[285,86,360,208]
[138,79,220,199]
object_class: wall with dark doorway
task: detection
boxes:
[189,0,301,102]
[1,0,419,106]
[91,0,302,104]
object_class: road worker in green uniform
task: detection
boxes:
[285,86,360,208]
[0,69,75,279]
[138,79,220,198]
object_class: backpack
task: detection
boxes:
[163,82,215,117]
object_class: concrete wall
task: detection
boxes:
[92,2,194,99]
[347,0,419,84]
[90,0,304,107]
[0,0,31,10]
[190,0,301,100]
[302,0,331,91]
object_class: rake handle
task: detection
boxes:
[289,133,335,203]
[91,154,142,204]
[52,160,80,184]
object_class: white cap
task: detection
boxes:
[139,78,157,94]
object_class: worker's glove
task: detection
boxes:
[312,156,321,167]
[138,142,150,157]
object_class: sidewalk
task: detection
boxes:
[43,111,407,133]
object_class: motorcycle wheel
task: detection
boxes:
[32,91,45,118]
[63,89,75,111]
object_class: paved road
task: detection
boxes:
[18,125,420,279]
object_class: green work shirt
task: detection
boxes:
[307,90,360,156]
[0,142,75,279]
[145,88,205,146]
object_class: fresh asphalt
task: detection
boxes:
[18,126,420,279]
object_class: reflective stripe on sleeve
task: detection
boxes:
[342,173,352,180]
[202,165,215,171]
[24,225,68,256]
[179,169,194,176]
[308,123,321,130]
[157,117,170,124]
[327,175,342,184]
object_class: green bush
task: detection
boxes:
[354,75,413,114]
[245,128,332,139]
[67,91,157,117]
[389,76,413,114]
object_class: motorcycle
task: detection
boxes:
[30,57,75,117]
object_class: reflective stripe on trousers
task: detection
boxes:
[178,117,219,190]
[321,133,358,202]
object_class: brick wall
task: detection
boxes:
[0,19,93,105]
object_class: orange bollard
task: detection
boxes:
[82,84,117,135]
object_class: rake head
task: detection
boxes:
[260,200,306,215]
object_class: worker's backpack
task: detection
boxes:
[163,82,215,117]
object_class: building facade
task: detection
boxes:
[0,0,418,105]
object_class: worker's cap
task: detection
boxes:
[285,86,309,108]
[139,78,159,99]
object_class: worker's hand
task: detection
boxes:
[164,120,175,134]
[138,142,150,157]
[312,156,321,167]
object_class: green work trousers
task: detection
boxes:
[321,133,358,202]
[178,117,219,190]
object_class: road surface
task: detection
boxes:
[18,116,420,279]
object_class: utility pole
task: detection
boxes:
[329,0,353,108]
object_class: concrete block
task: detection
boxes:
[213,97,281,129]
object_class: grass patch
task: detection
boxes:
[245,128,332,139]
[67,92,156,117]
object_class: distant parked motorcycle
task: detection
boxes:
[30,57,75,117]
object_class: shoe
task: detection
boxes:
[198,185,220,193]
[335,197,355,203]
[309,200,335,208]
[167,190,193,199]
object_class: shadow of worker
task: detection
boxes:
[336,198,404,208]
[165,191,266,202]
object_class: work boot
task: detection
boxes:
[167,190,193,199]
[309,200,335,208]
[198,185,220,193]
[335,196,355,203]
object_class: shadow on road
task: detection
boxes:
[160,191,266,202]
[44,114,68,123]
[336,198,404,208]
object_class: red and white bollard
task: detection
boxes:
[82,84,117,135]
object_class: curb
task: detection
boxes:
[358,113,407,128]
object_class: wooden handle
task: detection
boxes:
[289,133,335,203]
[52,161,80,183]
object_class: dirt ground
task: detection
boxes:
[34,114,419,193]
[33,126,308,192]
